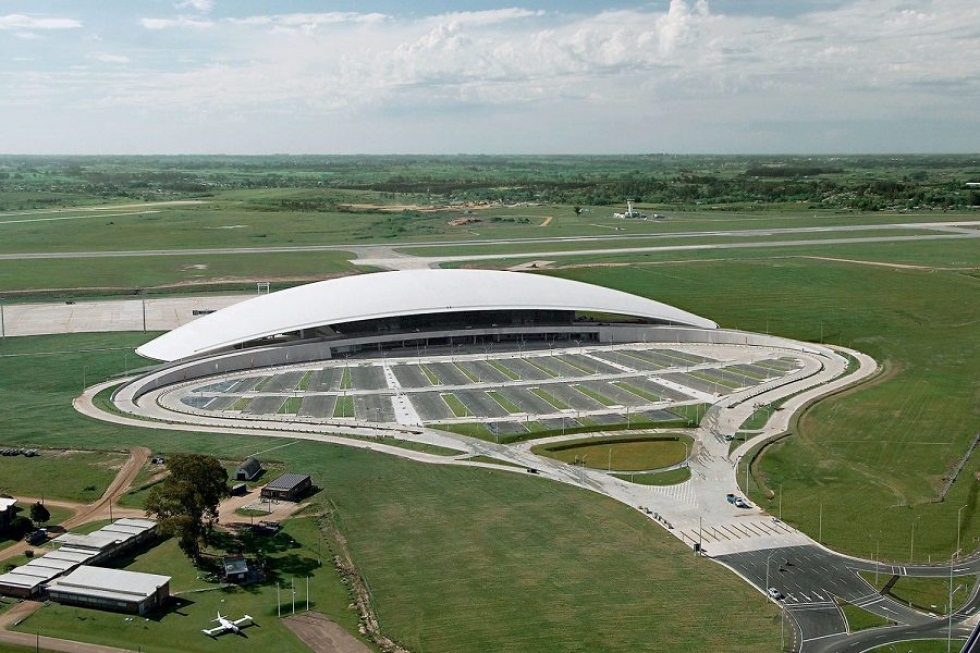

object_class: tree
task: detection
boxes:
[29,502,50,527]
[144,453,228,562]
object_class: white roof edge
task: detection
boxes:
[137,270,717,362]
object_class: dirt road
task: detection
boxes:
[283,612,372,653]
[0,447,150,564]
[0,447,154,652]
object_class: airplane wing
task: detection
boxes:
[202,626,227,637]
[232,615,253,627]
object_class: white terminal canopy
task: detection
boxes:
[136,269,717,362]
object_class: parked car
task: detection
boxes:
[726,493,737,504]
[734,497,750,509]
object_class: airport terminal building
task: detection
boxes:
[136,269,718,364]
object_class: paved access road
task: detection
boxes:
[719,544,980,652]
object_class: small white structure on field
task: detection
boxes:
[613,200,648,219]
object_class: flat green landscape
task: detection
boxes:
[550,256,979,562]
[1,155,978,652]
[533,434,691,471]
[0,449,127,502]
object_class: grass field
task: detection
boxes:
[0,250,367,294]
[552,254,979,563]
[533,434,691,472]
[0,450,127,502]
[0,332,785,652]
[442,237,980,272]
[1,189,978,651]
[859,573,977,614]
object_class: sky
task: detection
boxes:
[1,0,978,155]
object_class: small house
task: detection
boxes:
[260,474,312,502]
[222,556,249,583]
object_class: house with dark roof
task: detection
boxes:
[260,474,311,502]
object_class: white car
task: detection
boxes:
[767,587,784,600]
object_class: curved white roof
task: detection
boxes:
[137,269,717,361]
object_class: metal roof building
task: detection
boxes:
[46,566,170,615]
[1,518,158,600]
[136,269,717,362]
[261,473,312,502]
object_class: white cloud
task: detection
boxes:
[0,14,81,30]
[140,16,213,30]
[175,0,214,13]
[88,53,130,64]
[7,1,980,153]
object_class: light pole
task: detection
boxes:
[818,499,823,543]
[910,516,920,563]
[948,579,965,652]
[956,505,967,557]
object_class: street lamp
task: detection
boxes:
[948,578,965,652]
[956,505,967,557]
[910,516,921,563]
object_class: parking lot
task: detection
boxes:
[171,342,803,434]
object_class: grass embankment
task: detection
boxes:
[613,467,692,486]
[555,255,979,563]
[838,600,892,631]
[0,332,782,653]
[859,572,977,614]
[533,434,691,472]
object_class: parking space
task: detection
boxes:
[457,390,512,418]
[392,363,433,388]
[298,394,337,418]
[457,360,511,384]
[531,355,588,378]
[661,372,725,395]
[426,361,473,386]
[757,357,803,372]
[350,365,387,391]
[259,371,305,393]
[307,367,341,391]
[544,383,607,411]
[494,358,552,381]
[354,393,397,423]
[639,408,684,422]
[589,381,649,407]
[496,387,558,414]
[242,395,285,415]
[169,342,789,428]
[412,392,455,421]
[538,417,582,431]
[591,350,663,372]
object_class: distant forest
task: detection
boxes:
[1,154,978,212]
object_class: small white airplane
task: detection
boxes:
[201,612,254,638]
